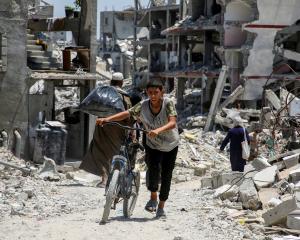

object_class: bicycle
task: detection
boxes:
[100,121,147,224]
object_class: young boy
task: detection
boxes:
[96,78,179,218]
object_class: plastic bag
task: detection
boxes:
[241,128,250,160]
[79,85,125,117]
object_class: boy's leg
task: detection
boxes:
[158,146,178,204]
[146,147,162,193]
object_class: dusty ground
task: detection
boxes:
[0,175,266,240]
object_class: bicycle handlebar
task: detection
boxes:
[103,121,149,133]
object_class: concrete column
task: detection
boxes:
[176,77,186,110]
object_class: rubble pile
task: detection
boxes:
[0,147,101,220]
[201,142,300,235]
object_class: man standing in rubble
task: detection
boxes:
[80,73,132,187]
[220,118,250,172]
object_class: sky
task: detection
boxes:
[46,0,149,39]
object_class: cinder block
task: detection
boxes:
[211,171,243,189]
[201,177,212,188]
[283,153,299,169]
[262,195,297,226]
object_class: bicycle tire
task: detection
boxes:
[101,169,120,223]
[123,171,140,218]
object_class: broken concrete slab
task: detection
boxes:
[262,195,297,226]
[239,178,261,210]
[287,210,300,230]
[252,156,271,171]
[253,166,277,189]
[211,171,243,189]
[278,165,300,181]
[289,168,300,183]
[213,184,239,201]
[258,188,279,209]
[283,153,300,169]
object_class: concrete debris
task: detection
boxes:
[283,154,300,169]
[289,168,300,183]
[252,156,271,171]
[239,178,261,210]
[213,184,239,201]
[253,166,278,189]
[258,188,279,209]
[37,156,61,181]
[262,195,297,226]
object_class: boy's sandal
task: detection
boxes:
[156,208,166,218]
[144,199,158,213]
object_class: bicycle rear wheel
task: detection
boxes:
[101,169,120,224]
[123,171,140,218]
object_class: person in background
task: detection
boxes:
[249,124,262,161]
[80,73,132,187]
[220,117,250,172]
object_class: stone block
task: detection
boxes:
[213,184,239,201]
[239,178,261,210]
[252,156,271,170]
[258,188,279,209]
[201,177,213,188]
[283,153,300,169]
[211,171,243,189]
[194,164,207,177]
[289,168,300,183]
[287,210,300,230]
[278,165,300,181]
[262,196,297,226]
[254,166,277,189]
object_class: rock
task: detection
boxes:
[287,210,300,230]
[289,168,300,183]
[267,197,282,208]
[10,203,25,216]
[174,175,187,183]
[194,164,207,176]
[17,192,28,202]
[211,171,243,189]
[201,177,213,188]
[283,153,299,169]
[258,188,279,209]
[252,156,271,170]
[278,165,300,181]
[239,178,261,210]
[38,156,61,181]
[253,166,277,189]
[262,195,297,226]
[23,188,34,198]
[213,184,239,201]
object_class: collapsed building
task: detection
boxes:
[0,0,99,162]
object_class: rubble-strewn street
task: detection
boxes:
[0,0,300,239]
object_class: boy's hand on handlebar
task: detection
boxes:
[96,118,109,126]
[148,129,160,138]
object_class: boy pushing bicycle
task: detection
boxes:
[97,78,179,218]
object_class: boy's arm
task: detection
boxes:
[96,111,130,126]
[148,116,176,138]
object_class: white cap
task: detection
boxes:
[111,72,124,81]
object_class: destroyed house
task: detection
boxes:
[0,0,99,163]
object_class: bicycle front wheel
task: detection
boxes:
[123,171,140,218]
[101,169,120,224]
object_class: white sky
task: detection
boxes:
[46,0,149,39]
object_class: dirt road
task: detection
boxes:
[0,177,263,240]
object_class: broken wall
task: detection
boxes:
[242,0,300,100]
[0,0,29,156]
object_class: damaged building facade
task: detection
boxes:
[131,0,300,120]
[0,0,99,162]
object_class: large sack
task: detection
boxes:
[79,85,125,117]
